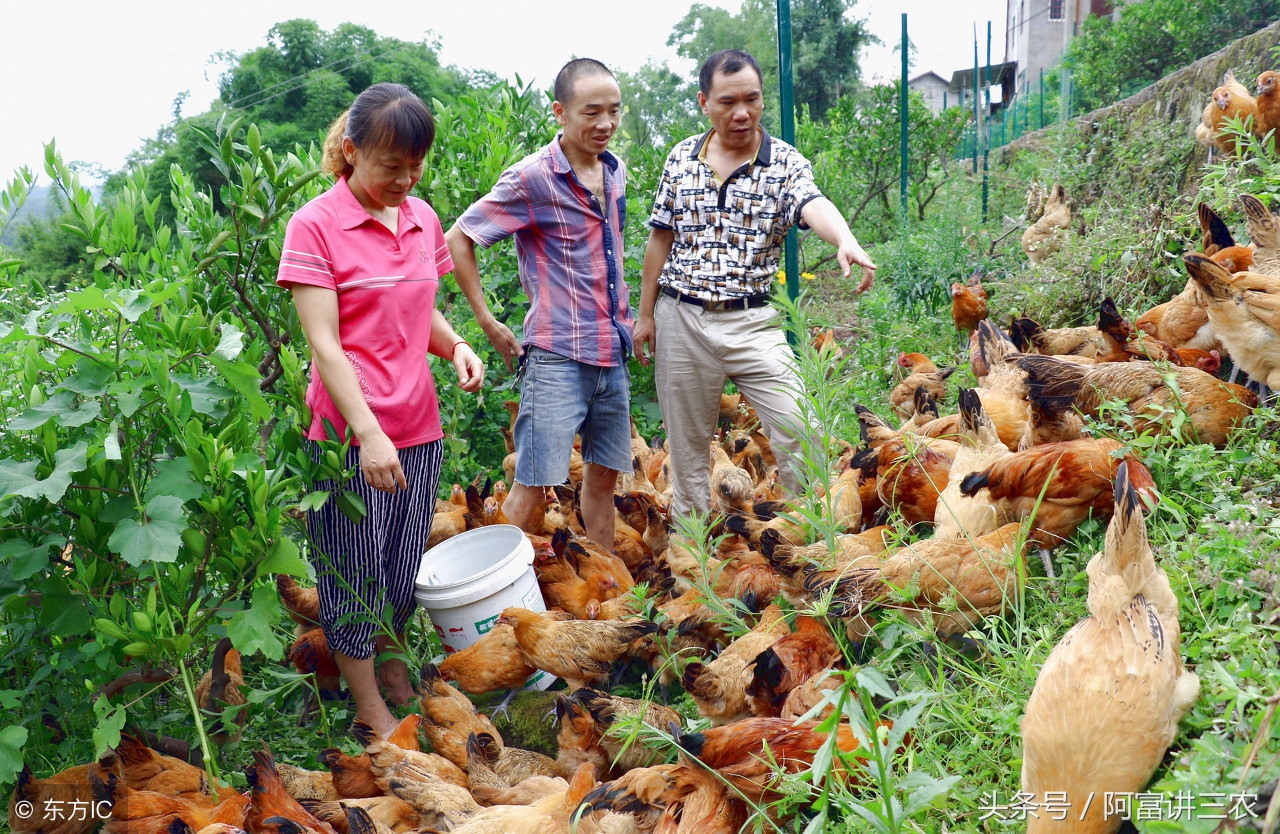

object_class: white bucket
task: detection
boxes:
[415,524,555,690]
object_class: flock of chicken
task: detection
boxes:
[1196,69,1280,156]
[11,146,1280,834]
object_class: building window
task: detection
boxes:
[1049,0,1064,20]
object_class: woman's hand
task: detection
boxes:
[453,343,485,393]
[358,430,407,492]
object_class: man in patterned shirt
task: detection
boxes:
[447,58,632,549]
[635,49,876,519]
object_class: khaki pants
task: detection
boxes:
[654,294,811,520]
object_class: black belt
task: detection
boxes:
[661,286,770,311]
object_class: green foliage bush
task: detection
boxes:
[1068,0,1277,113]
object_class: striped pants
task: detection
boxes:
[306,440,443,659]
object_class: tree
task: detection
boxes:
[216,21,470,154]
[667,0,874,121]
[616,61,701,149]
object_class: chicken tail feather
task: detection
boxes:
[959,470,990,496]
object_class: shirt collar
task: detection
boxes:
[333,175,422,233]
[690,127,773,166]
[550,134,621,176]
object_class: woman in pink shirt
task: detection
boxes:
[277,83,484,738]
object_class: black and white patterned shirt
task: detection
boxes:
[648,128,823,300]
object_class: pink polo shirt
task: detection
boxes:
[276,177,454,449]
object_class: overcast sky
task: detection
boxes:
[1,0,1006,187]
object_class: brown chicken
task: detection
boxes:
[582,763,748,834]
[578,764,684,831]
[300,797,420,834]
[759,525,891,604]
[194,637,247,746]
[951,269,989,346]
[534,539,617,621]
[289,627,342,697]
[744,617,843,717]
[815,523,1027,640]
[553,693,610,779]
[1015,352,1257,447]
[10,763,105,834]
[680,603,790,725]
[564,537,633,596]
[91,767,250,834]
[890,353,956,420]
[1022,183,1071,266]
[245,749,337,834]
[1010,298,1131,363]
[277,574,320,631]
[416,663,500,770]
[465,732,560,788]
[1184,252,1280,398]
[1256,70,1280,137]
[1134,205,1248,352]
[442,762,597,834]
[653,765,750,834]
[114,735,229,802]
[1021,463,1200,833]
[349,720,468,789]
[858,406,957,527]
[1020,387,1088,448]
[709,442,754,516]
[496,607,657,690]
[1196,70,1258,154]
[317,748,381,800]
[958,438,1157,578]
[376,762,480,833]
[437,612,573,696]
[275,762,341,802]
[672,717,881,806]
[781,666,846,722]
[569,687,683,773]
[934,388,1016,539]
[1241,193,1280,277]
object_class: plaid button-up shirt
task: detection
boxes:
[455,135,631,366]
[649,129,823,300]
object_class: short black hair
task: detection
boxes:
[553,58,615,106]
[698,49,763,95]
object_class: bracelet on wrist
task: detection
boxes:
[450,339,469,357]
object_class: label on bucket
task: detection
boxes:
[475,613,499,635]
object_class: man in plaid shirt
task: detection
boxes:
[447,58,633,550]
[635,49,876,519]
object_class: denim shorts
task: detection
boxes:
[513,347,633,486]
